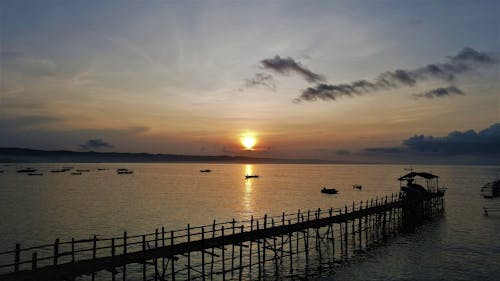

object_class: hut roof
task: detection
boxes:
[398,172,438,181]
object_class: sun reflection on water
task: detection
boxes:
[243,164,254,215]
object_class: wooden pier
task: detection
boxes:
[0,191,445,281]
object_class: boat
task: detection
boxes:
[245,175,259,179]
[200,169,211,173]
[17,168,36,173]
[0,171,4,173]
[353,184,362,190]
[117,168,133,174]
[97,168,107,171]
[321,188,338,194]
[28,173,43,176]
[51,169,64,173]
[76,169,90,172]
[71,172,82,175]
[481,180,500,198]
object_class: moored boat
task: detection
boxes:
[200,169,211,173]
[353,184,362,190]
[245,174,259,179]
[117,168,133,174]
[27,173,43,176]
[321,188,338,194]
[71,172,82,175]
[17,168,36,173]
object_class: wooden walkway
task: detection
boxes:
[0,192,445,281]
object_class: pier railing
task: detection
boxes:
[0,191,445,281]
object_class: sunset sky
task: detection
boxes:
[1,1,499,164]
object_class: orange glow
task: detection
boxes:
[240,132,257,150]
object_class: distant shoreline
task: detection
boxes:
[0,147,369,165]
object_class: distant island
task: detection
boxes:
[0,147,359,164]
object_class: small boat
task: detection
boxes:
[71,172,82,175]
[353,184,362,190]
[97,168,107,171]
[17,168,36,173]
[0,171,4,173]
[76,169,90,172]
[28,173,43,176]
[321,188,338,194]
[200,169,211,173]
[245,175,259,179]
[117,169,133,174]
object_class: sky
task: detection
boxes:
[1,0,499,164]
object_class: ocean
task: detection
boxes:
[0,163,499,280]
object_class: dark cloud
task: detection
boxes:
[450,47,497,64]
[364,123,500,158]
[261,55,326,83]
[244,73,276,91]
[413,86,465,99]
[79,139,114,150]
[297,47,497,102]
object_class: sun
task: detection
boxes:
[240,133,257,150]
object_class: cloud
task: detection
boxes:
[79,139,114,150]
[413,86,465,99]
[364,123,500,158]
[260,55,326,83]
[244,73,276,91]
[297,47,497,102]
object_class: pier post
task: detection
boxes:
[71,238,75,263]
[263,214,267,272]
[221,226,225,281]
[211,220,216,279]
[53,239,59,266]
[161,226,165,279]
[202,227,206,281]
[170,231,175,281]
[14,244,20,272]
[358,202,362,251]
[383,196,388,239]
[288,219,293,273]
[339,209,344,259]
[249,216,253,272]
[239,225,244,281]
[123,232,127,281]
[187,224,191,280]
[344,205,348,259]
[352,202,356,249]
[31,252,37,271]
[142,235,146,281]
[231,218,235,276]
[256,221,261,280]
[111,238,116,281]
[364,201,369,248]
[155,228,159,281]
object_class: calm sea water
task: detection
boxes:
[0,164,499,280]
